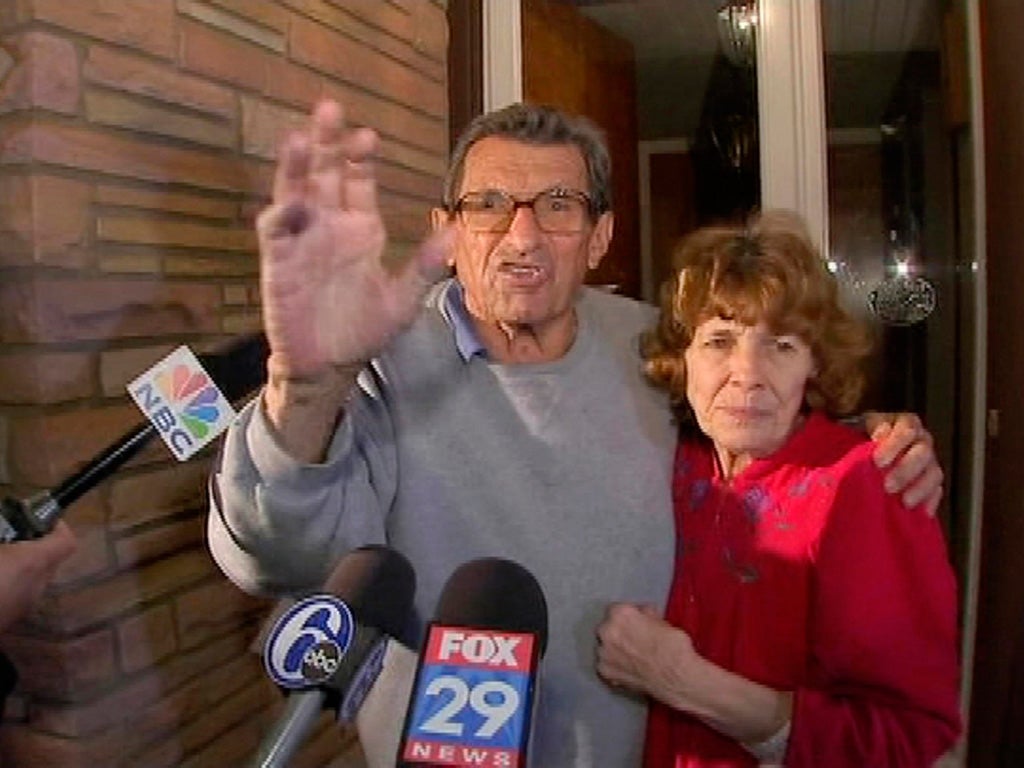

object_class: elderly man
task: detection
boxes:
[208,100,941,766]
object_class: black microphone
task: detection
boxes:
[197,333,270,403]
[397,558,548,768]
[0,334,269,543]
[251,545,416,768]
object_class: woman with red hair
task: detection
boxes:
[596,211,961,767]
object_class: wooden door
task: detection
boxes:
[648,149,697,300]
[521,0,641,299]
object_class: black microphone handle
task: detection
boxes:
[252,636,421,768]
[250,688,326,768]
[0,333,269,542]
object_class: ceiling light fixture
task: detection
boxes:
[717,0,759,69]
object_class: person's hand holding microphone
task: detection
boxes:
[0,521,76,633]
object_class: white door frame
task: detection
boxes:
[482,2,522,111]
[959,0,987,746]
[757,0,829,251]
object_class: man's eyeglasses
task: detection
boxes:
[451,188,593,234]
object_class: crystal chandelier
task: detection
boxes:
[717,0,759,69]
[868,231,936,326]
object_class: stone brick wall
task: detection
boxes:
[0,2,448,766]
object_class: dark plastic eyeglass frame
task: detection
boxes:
[450,188,595,234]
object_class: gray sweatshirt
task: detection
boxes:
[209,280,676,766]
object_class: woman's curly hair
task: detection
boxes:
[641,210,873,420]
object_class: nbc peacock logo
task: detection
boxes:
[155,365,221,440]
[127,346,237,461]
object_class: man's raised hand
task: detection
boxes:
[256,100,451,382]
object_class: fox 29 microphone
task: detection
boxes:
[251,545,415,768]
[397,558,548,768]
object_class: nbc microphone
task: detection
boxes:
[397,558,548,767]
[0,333,269,543]
[251,545,415,768]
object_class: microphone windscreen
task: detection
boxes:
[323,545,416,641]
[197,332,270,403]
[434,557,548,655]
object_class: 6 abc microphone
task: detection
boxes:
[253,545,416,768]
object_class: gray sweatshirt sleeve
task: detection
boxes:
[207,380,396,597]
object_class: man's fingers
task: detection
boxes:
[921,485,944,518]
[414,225,457,282]
[272,133,312,205]
[307,99,380,214]
[901,463,945,513]
[308,100,347,210]
[880,438,944,511]
[311,99,345,145]
[267,99,382,235]
[872,411,925,468]
[881,439,931,493]
[866,411,945,510]
[338,128,381,214]
[387,226,455,312]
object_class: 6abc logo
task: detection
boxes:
[263,595,355,689]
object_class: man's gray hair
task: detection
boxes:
[442,103,613,215]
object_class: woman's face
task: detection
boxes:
[685,316,816,472]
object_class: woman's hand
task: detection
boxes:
[596,602,697,697]
[597,602,792,746]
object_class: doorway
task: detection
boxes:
[447,0,985,758]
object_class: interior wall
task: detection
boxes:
[635,55,713,142]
